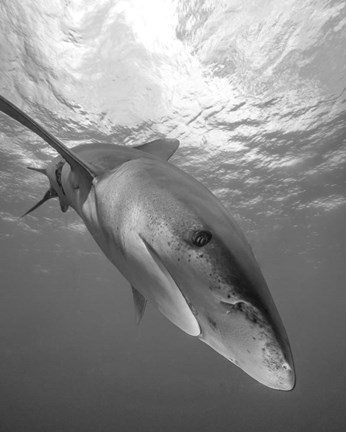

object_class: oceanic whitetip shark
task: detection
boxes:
[0,95,295,391]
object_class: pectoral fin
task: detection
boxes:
[134,138,179,161]
[132,286,147,325]
[0,95,95,184]
[137,237,200,336]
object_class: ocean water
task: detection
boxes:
[0,0,345,431]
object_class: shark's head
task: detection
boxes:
[136,161,296,391]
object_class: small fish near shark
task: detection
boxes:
[0,95,295,391]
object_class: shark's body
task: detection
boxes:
[0,95,295,390]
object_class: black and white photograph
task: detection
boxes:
[0,1,345,431]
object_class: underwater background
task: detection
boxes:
[0,0,345,431]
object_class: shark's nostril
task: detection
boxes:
[234,301,246,311]
[220,300,262,325]
[220,299,248,307]
[220,299,248,313]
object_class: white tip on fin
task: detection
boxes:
[132,286,147,325]
[134,138,180,161]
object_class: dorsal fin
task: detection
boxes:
[131,286,147,325]
[134,138,179,161]
[0,95,95,183]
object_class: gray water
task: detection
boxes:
[0,0,346,431]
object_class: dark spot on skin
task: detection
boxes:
[207,316,217,329]
[191,230,212,247]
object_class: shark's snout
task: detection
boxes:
[199,293,296,391]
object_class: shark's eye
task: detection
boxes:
[191,230,212,247]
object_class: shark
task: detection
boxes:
[0,95,295,391]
